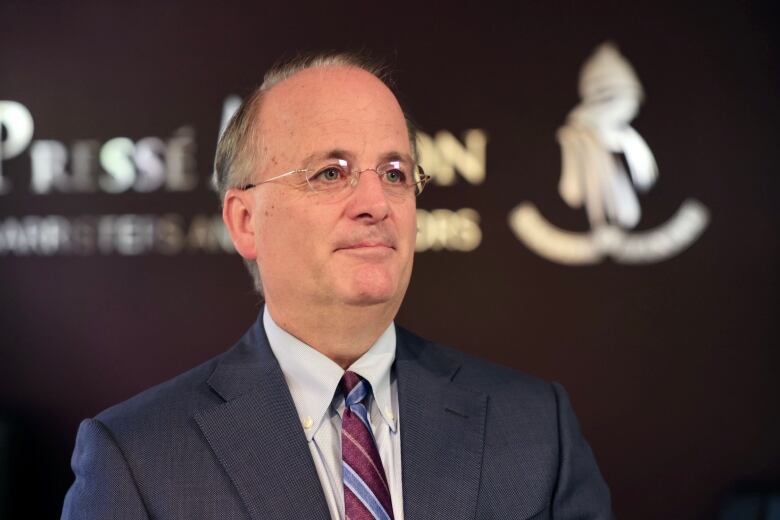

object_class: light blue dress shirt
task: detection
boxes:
[263,308,404,520]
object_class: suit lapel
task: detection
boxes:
[396,328,487,520]
[193,318,331,520]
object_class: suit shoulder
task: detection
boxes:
[396,325,553,399]
[94,347,227,434]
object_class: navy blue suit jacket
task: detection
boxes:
[62,317,613,519]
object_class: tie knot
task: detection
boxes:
[341,371,370,408]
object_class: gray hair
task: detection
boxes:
[213,50,418,295]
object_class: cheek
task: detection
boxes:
[399,205,419,250]
[254,197,291,263]
[257,196,325,261]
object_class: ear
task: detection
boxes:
[222,189,258,260]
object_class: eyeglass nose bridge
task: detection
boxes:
[347,167,384,189]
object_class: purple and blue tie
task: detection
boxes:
[341,371,394,520]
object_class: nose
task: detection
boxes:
[345,169,390,223]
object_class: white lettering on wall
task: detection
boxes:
[416,208,482,252]
[27,127,198,194]
[0,214,234,256]
[0,100,35,194]
[416,129,487,186]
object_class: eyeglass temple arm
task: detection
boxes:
[239,169,309,191]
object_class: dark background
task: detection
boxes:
[1,1,778,518]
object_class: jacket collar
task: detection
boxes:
[195,315,332,520]
[395,326,488,520]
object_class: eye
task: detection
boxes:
[312,165,345,183]
[383,168,407,184]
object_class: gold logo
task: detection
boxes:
[509,43,709,264]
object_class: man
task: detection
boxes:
[62,51,613,519]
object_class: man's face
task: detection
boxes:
[248,66,417,314]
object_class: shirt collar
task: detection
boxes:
[263,307,397,441]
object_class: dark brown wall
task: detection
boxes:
[1,1,778,518]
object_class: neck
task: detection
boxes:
[265,300,398,369]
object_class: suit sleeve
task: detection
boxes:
[550,382,614,519]
[61,418,150,520]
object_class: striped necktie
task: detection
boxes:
[340,371,394,520]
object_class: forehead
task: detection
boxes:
[256,66,410,166]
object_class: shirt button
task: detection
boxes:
[303,416,313,429]
[386,407,395,420]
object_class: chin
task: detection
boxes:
[341,285,397,307]
[338,272,399,307]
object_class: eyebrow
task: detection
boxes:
[378,150,414,165]
[299,149,414,167]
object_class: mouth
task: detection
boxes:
[338,241,394,250]
[334,231,397,252]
